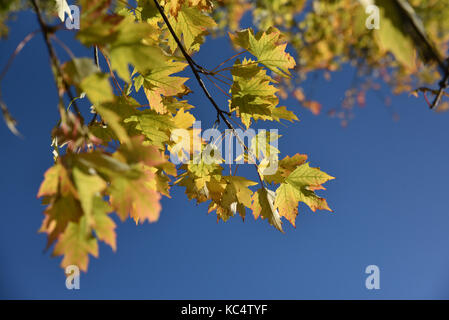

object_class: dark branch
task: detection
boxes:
[30,0,82,120]
[152,0,265,186]
[152,0,233,127]
[430,67,449,109]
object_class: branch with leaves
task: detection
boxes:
[0,0,334,272]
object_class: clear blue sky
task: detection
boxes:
[2,9,449,299]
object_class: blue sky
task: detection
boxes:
[1,9,449,299]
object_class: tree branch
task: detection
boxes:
[152,0,265,186]
[430,68,449,109]
[30,0,82,120]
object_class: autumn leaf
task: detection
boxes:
[53,216,98,272]
[91,196,117,251]
[140,60,191,113]
[39,194,83,249]
[230,58,296,128]
[251,187,283,232]
[167,5,217,53]
[208,176,257,221]
[275,163,335,227]
[230,27,296,77]
[125,110,175,148]
[109,169,162,224]
[72,167,107,223]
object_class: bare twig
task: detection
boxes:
[211,50,247,72]
[51,34,75,59]
[0,29,40,83]
[205,74,232,98]
[98,47,123,94]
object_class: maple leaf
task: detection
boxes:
[62,58,99,95]
[37,163,63,198]
[72,167,107,224]
[166,0,214,17]
[270,106,298,123]
[94,104,131,145]
[140,60,191,113]
[251,187,283,232]
[116,135,167,167]
[109,34,165,81]
[167,5,217,53]
[229,58,298,127]
[177,174,210,204]
[91,196,117,251]
[81,72,114,105]
[78,11,166,82]
[53,216,98,272]
[230,27,296,77]
[230,58,279,128]
[109,169,162,224]
[274,163,335,227]
[264,153,308,184]
[208,176,257,221]
[39,194,83,249]
[125,110,175,148]
[249,131,280,162]
[37,162,79,198]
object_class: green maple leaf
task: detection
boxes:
[91,196,117,251]
[230,58,298,127]
[140,60,190,113]
[72,167,107,223]
[230,27,296,77]
[275,163,335,227]
[53,216,98,272]
[81,72,114,105]
[264,153,308,184]
[168,5,217,53]
[230,58,279,128]
[125,110,175,148]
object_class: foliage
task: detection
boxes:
[3,0,447,272]
[214,0,449,120]
[0,0,336,272]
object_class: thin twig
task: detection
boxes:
[213,72,233,84]
[211,50,247,72]
[51,35,75,59]
[98,47,123,94]
[205,74,232,98]
[0,29,40,83]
